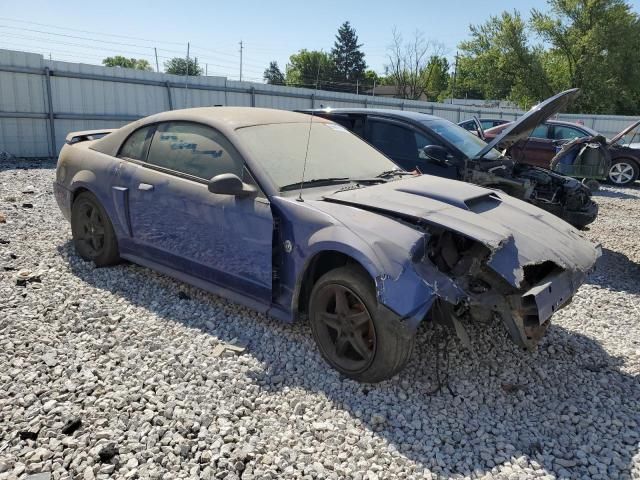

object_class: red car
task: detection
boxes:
[483,119,640,186]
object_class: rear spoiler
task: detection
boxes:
[65,129,116,145]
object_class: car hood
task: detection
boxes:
[321,175,598,287]
[609,119,640,146]
[475,89,580,159]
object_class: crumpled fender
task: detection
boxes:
[295,199,440,327]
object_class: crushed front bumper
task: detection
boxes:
[502,269,587,349]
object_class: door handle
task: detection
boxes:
[138,183,154,191]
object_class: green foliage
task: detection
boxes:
[331,21,367,91]
[424,56,450,101]
[102,56,153,71]
[457,11,552,107]
[164,57,203,76]
[531,0,640,114]
[458,0,640,114]
[263,61,286,85]
[285,50,337,90]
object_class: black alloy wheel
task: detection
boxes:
[309,265,414,383]
[71,191,120,266]
[313,283,376,373]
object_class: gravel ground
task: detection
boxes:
[0,159,638,480]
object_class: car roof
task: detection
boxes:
[92,107,328,156]
[301,108,440,123]
[463,118,505,122]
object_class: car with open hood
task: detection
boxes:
[53,107,600,383]
[299,89,598,229]
[484,117,640,186]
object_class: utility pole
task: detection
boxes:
[184,42,190,107]
[205,63,208,76]
[372,78,376,97]
[239,40,243,82]
[451,51,458,104]
[356,79,359,95]
[154,48,160,73]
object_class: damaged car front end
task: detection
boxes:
[467,89,598,228]
[465,157,597,229]
[316,175,600,352]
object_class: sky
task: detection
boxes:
[1,0,639,85]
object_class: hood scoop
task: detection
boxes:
[394,185,502,213]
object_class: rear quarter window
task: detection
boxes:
[118,126,154,160]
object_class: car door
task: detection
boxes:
[122,121,273,303]
[364,116,459,179]
[509,123,557,168]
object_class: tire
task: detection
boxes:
[71,191,121,267]
[309,265,415,383]
[607,158,639,186]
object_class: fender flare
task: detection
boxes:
[291,225,387,315]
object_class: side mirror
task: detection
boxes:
[421,145,451,165]
[208,173,257,197]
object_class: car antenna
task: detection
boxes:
[296,59,323,202]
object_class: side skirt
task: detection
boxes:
[120,252,294,324]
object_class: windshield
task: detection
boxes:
[423,118,502,160]
[236,120,398,190]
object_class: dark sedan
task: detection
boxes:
[485,119,640,186]
[299,89,598,228]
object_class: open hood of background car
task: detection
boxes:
[475,88,581,160]
[609,118,640,146]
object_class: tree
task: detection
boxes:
[285,50,337,90]
[531,0,640,114]
[263,61,286,84]
[456,1,640,114]
[424,56,450,101]
[384,28,446,99]
[164,57,203,76]
[331,21,367,92]
[102,56,153,71]
[457,11,553,107]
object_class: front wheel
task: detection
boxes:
[71,191,121,267]
[309,265,414,383]
[607,159,639,186]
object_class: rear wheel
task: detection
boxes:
[71,191,120,266]
[607,159,639,186]
[309,265,414,383]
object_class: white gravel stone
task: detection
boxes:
[0,159,639,479]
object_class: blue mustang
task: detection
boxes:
[54,107,599,382]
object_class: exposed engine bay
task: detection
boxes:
[464,159,598,229]
[419,227,574,349]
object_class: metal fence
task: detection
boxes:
[1,48,638,158]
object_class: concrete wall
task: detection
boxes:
[0,49,637,158]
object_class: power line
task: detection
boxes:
[0,27,268,72]
[0,16,186,46]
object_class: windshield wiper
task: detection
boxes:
[375,169,414,178]
[280,177,351,192]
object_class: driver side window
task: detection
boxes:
[366,119,436,171]
[146,122,244,181]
